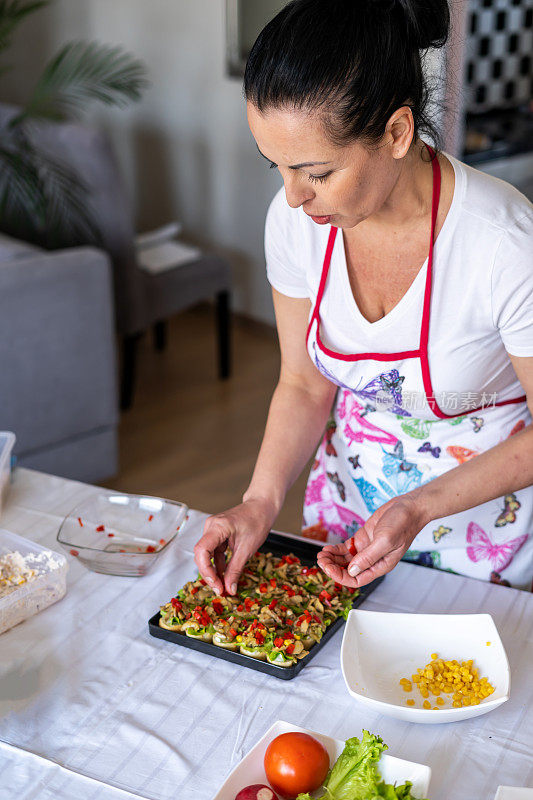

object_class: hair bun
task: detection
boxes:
[396,0,450,50]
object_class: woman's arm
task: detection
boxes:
[318,354,533,588]
[194,289,336,594]
[243,290,336,513]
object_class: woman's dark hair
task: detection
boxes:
[244,0,449,147]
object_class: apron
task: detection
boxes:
[302,146,533,590]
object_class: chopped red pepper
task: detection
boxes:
[269,578,277,588]
[347,538,357,556]
[148,514,154,521]
[212,601,224,615]
[119,549,126,553]
[171,598,182,610]
[268,599,278,610]
[191,586,199,594]
[228,627,237,638]
[319,589,332,602]
[286,643,295,654]
[69,549,79,557]
[77,517,83,527]
[237,604,244,612]
[259,583,268,593]
[274,637,284,648]
[255,632,265,645]
[199,578,206,586]
[284,630,295,640]
[96,524,105,532]
[280,605,288,612]
[146,545,156,553]
[285,618,293,626]
[107,533,114,538]
[244,598,255,611]
[159,539,166,545]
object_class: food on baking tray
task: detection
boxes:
[0,551,37,598]
[264,732,329,798]
[158,551,358,666]
[234,787,279,800]
[296,731,427,800]
[400,652,495,710]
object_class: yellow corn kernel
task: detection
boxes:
[423,700,431,710]
[436,697,445,705]
[420,687,429,698]
[402,683,412,692]
[406,699,415,706]
[412,674,420,683]
[486,641,491,646]
[471,697,480,705]
[452,700,462,708]
[433,706,439,710]
[462,696,471,706]
[431,653,438,660]
[236,635,242,642]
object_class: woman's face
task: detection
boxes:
[247,102,405,229]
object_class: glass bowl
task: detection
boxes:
[57,493,188,576]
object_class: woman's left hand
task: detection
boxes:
[317,494,429,588]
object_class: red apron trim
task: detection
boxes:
[306,144,526,418]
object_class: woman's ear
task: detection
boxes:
[386,106,415,159]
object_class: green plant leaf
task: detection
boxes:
[0,0,48,50]
[0,128,101,248]
[11,40,149,125]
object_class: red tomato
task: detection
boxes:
[264,732,329,799]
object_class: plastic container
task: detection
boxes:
[149,532,384,680]
[0,529,68,635]
[0,432,15,518]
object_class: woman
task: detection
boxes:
[195,0,533,592]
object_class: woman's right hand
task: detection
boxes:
[193,497,277,596]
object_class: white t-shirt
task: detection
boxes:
[265,154,533,403]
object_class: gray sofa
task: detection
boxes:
[0,233,119,483]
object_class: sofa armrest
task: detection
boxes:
[0,246,118,458]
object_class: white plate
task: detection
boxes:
[341,610,510,724]
[494,789,533,800]
[213,720,431,799]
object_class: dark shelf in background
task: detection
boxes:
[463,105,533,164]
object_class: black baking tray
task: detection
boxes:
[148,532,384,680]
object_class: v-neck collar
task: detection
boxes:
[332,151,462,331]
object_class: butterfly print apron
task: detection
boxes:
[302,146,533,590]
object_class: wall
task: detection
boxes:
[1,0,449,324]
[2,0,282,324]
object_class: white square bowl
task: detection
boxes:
[494,789,533,800]
[213,720,431,799]
[341,610,510,724]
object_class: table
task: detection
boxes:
[0,468,532,800]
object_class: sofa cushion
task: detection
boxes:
[0,233,41,263]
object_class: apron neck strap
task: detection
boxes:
[420,144,441,351]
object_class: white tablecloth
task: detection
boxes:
[0,468,532,800]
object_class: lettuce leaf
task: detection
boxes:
[296,733,426,800]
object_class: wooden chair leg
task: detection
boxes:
[216,290,231,379]
[153,320,167,352]
[120,333,141,410]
